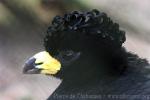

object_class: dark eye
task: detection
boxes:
[35,62,43,66]
[65,50,74,57]
[60,50,75,60]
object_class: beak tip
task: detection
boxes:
[23,58,42,74]
[22,64,29,74]
[23,58,36,74]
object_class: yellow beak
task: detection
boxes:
[23,51,61,75]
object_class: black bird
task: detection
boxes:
[23,9,150,100]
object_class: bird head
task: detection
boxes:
[23,9,126,77]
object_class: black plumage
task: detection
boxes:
[43,10,150,100]
[44,9,126,75]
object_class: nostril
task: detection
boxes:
[35,62,43,66]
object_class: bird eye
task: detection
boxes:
[59,50,75,60]
[65,50,74,56]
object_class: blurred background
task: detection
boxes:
[0,0,150,100]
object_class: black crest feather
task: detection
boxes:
[44,9,126,55]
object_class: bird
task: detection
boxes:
[23,9,150,100]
